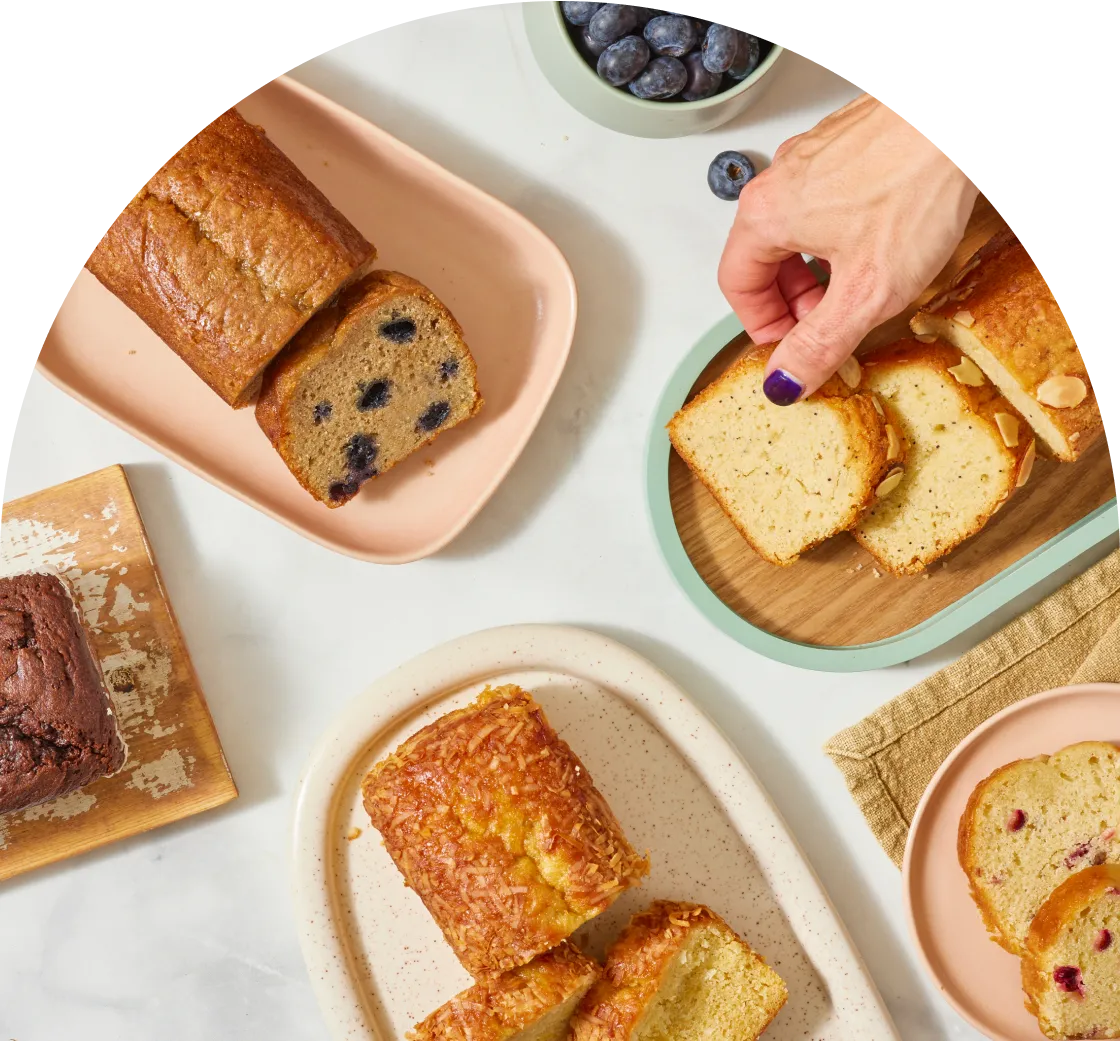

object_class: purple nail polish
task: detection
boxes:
[763,368,804,406]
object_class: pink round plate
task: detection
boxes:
[902,683,1120,1040]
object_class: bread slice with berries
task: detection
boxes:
[910,230,1102,462]
[958,742,1120,956]
[256,270,482,507]
[1022,864,1120,1040]
[667,344,903,566]
[853,339,1034,575]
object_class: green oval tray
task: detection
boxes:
[646,312,1119,672]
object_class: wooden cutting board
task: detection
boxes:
[0,465,236,880]
[669,198,1116,647]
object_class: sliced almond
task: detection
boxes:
[951,255,982,286]
[949,285,974,301]
[1036,375,1087,409]
[1071,431,1082,442]
[928,291,950,311]
[954,310,976,328]
[914,333,938,343]
[1016,439,1036,488]
[875,468,905,498]
[994,412,1020,448]
[947,356,986,387]
[837,356,861,389]
[885,424,902,460]
[872,397,885,417]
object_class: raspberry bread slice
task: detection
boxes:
[910,230,1102,462]
[853,340,1034,575]
[958,742,1120,956]
[1022,865,1120,1040]
[407,943,601,1041]
[667,344,903,566]
[256,271,482,507]
[570,901,787,1041]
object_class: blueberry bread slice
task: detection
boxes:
[958,741,1120,956]
[910,230,1102,462]
[256,270,482,506]
[1022,865,1120,1039]
[667,343,903,566]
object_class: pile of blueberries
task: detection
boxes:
[560,4,770,103]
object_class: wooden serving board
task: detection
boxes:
[0,465,236,880]
[669,199,1116,647]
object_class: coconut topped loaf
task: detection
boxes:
[910,230,1102,462]
[668,344,903,566]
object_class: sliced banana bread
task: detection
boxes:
[256,271,482,507]
[958,741,1120,956]
[1022,864,1120,1040]
[910,231,1102,462]
[668,344,902,566]
[853,340,1034,575]
[570,901,787,1041]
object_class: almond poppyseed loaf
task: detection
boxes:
[910,230,1102,462]
[1022,865,1120,1040]
[86,108,376,407]
[256,270,482,507]
[667,343,903,566]
[853,340,1034,575]
[0,571,126,815]
[958,742,1120,957]
[407,943,601,1041]
[569,901,788,1041]
[362,685,648,980]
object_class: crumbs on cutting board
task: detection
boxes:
[346,826,363,841]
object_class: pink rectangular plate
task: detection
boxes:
[41,76,577,563]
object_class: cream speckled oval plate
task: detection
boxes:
[292,624,898,1040]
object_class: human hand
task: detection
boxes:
[717,93,979,404]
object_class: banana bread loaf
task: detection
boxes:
[86,108,376,407]
[0,571,126,814]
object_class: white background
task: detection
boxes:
[2,2,1119,1039]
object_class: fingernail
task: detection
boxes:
[763,368,804,406]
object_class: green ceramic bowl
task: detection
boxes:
[523,4,784,138]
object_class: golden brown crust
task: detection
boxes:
[853,339,1033,576]
[406,943,600,1041]
[86,108,375,407]
[570,901,786,1041]
[910,231,1101,461]
[667,343,896,566]
[255,269,483,506]
[363,685,649,980]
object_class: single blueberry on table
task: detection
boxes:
[727,32,762,81]
[702,23,738,74]
[357,379,392,411]
[312,401,333,424]
[418,401,452,432]
[597,34,651,86]
[379,318,417,343]
[344,432,378,474]
[681,51,722,101]
[628,55,687,99]
[642,14,697,58]
[439,359,460,382]
[588,4,638,44]
[707,149,755,200]
[560,1,603,26]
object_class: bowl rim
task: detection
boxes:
[546,3,784,110]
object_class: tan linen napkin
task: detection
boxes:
[825,548,1120,867]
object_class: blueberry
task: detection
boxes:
[588,4,637,43]
[560,1,602,25]
[707,150,755,200]
[681,51,722,101]
[418,401,451,432]
[643,14,696,57]
[727,32,762,81]
[345,433,378,474]
[577,25,610,59]
[628,55,687,99]
[439,359,460,382]
[313,401,333,424]
[702,24,738,74]
[597,35,650,86]
[328,479,361,503]
[380,318,416,343]
[357,379,392,411]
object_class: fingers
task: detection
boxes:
[717,223,796,343]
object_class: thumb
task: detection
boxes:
[761,275,889,405]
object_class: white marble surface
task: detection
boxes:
[1,6,1113,1039]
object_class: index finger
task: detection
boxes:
[717,225,797,342]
